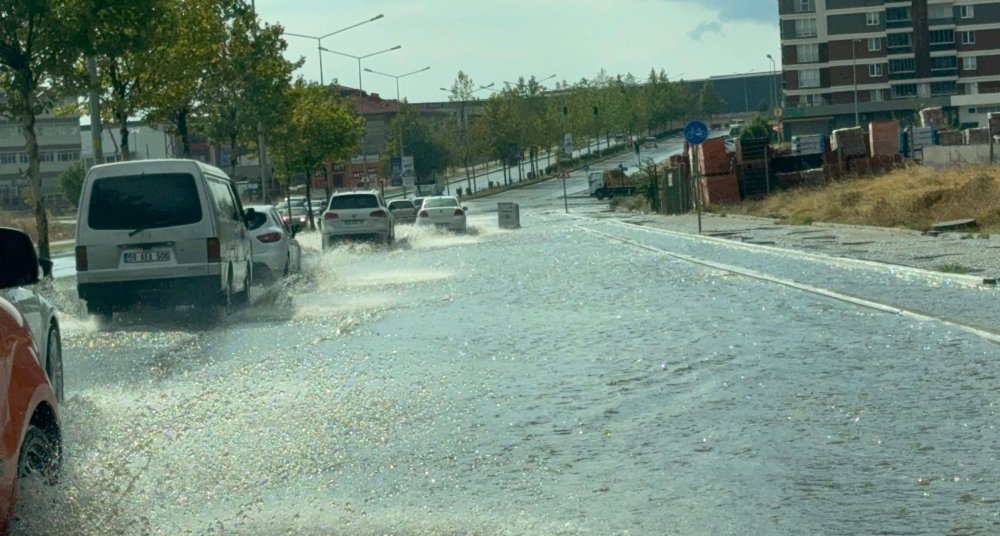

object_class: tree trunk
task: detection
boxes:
[229,130,239,179]
[20,94,50,259]
[304,168,315,231]
[118,112,131,161]
[176,109,192,158]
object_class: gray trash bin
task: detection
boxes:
[497,202,520,229]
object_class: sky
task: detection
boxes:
[254,0,780,104]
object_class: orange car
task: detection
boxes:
[0,227,62,530]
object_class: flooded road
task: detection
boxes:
[19,191,1000,535]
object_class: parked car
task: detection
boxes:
[415,196,467,233]
[643,136,658,149]
[387,199,418,224]
[321,190,395,248]
[75,159,254,321]
[0,227,63,530]
[245,205,302,283]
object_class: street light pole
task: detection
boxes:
[320,45,401,91]
[365,66,431,195]
[285,13,385,85]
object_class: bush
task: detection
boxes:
[59,162,86,207]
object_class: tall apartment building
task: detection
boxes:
[779,0,1000,137]
[0,101,81,207]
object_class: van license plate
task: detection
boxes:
[124,250,171,263]
[344,220,364,226]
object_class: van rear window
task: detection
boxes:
[88,173,202,230]
[329,194,379,210]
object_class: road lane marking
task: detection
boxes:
[579,225,1000,345]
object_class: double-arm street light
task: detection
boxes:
[320,45,401,91]
[285,13,385,85]
[766,54,777,113]
[365,66,431,193]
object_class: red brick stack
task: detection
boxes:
[937,130,964,146]
[696,136,739,205]
[831,128,867,157]
[869,120,900,157]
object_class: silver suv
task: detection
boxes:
[321,190,395,249]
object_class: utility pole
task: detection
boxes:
[87,56,104,166]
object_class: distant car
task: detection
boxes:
[643,137,658,149]
[412,197,425,210]
[0,227,63,530]
[387,199,418,224]
[415,196,467,233]
[321,190,395,248]
[278,206,310,229]
[245,205,302,283]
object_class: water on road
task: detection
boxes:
[17,195,1000,535]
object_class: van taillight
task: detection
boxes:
[369,210,387,218]
[75,246,88,271]
[324,212,338,220]
[207,238,221,262]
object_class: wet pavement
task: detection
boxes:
[17,174,1000,535]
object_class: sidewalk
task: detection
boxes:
[615,211,1000,284]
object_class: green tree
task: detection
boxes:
[201,3,299,177]
[0,0,83,258]
[143,0,227,157]
[82,0,167,161]
[698,81,726,121]
[443,70,479,190]
[59,162,86,207]
[270,81,362,230]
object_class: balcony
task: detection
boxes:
[887,45,914,54]
[886,18,913,29]
[930,68,959,78]
[928,17,956,27]
[929,41,957,52]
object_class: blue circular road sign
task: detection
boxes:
[684,120,709,145]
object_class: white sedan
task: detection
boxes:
[245,205,302,283]
[415,196,467,233]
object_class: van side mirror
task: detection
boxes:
[243,207,256,225]
[290,222,302,237]
[0,228,40,289]
[39,257,53,279]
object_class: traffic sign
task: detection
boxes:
[684,120,709,145]
[583,164,590,172]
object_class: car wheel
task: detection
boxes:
[235,264,250,305]
[17,425,60,484]
[45,326,64,403]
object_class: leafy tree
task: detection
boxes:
[201,3,299,177]
[143,0,227,157]
[698,80,726,119]
[59,162,86,207]
[269,80,362,230]
[0,0,83,258]
[83,0,166,161]
[443,71,478,190]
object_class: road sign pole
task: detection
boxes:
[683,120,710,234]
[562,170,568,214]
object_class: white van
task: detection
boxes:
[75,159,253,320]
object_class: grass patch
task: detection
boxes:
[731,164,1000,232]
[0,210,75,244]
[937,262,979,274]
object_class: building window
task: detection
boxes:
[797,43,819,63]
[866,12,880,26]
[795,0,815,13]
[799,68,820,88]
[802,94,824,107]
[890,58,916,73]
[795,18,817,38]
[960,5,975,19]
[0,153,15,165]
[886,7,911,24]
[57,151,79,162]
[893,84,918,98]
[928,5,953,22]
[931,81,957,96]
[38,152,54,163]
[872,89,886,102]
[966,82,979,94]
[867,38,881,52]
[19,153,28,164]
[963,56,978,71]
[931,56,957,71]
[869,64,884,77]
[961,31,976,45]
[929,29,955,45]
